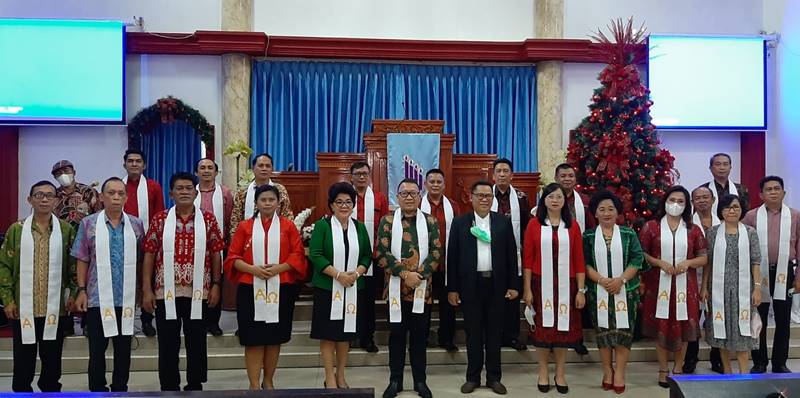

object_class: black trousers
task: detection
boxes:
[753,264,795,368]
[86,307,132,392]
[358,269,383,344]
[141,310,154,325]
[11,316,66,392]
[684,312,721,367]
[389,301,431,383]
[432,270,456,345]
[501,274,522,343]
[462,276,504,384]
[155,298,208,391]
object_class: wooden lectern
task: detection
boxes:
[273,120,540,223]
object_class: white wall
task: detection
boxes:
[254,0,534,40]
[562,0,761,191]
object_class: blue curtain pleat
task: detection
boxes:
[251,60,537,171]
[141,120,201,208]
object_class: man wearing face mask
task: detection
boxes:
[52,160,103,230]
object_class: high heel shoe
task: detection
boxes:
[602,370,614,391]
[554,377,569,394]
[613,384,626,394]
[658,370,670,388]
[537,377,551,393]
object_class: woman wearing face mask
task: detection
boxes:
[639,185,708,388]
[701,194,761,374]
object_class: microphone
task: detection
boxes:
[286,162,295,172]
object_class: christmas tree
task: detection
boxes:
[566,18,677,229]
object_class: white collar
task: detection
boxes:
[474,212,491,223]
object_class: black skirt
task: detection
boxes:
[310,287,357,342]
[237,283,300,346]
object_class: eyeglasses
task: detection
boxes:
[351,172,370,177]
[333,200,354,208]
[724,205,742,212]
[31,192,57,200]
[398,191,419,199]
[472,193,493,200]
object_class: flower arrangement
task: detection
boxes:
[293,207,314,231]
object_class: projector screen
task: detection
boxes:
[0,19,125,124]
[647,35,766,130]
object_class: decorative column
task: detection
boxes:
[534,0,565,177]
[221,0,254,188]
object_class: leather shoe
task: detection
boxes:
[360,340,379,353]
[460,381,479,394]
[750,364,767,374]
[574,343,589,356]
[438,342,459,352]
[486,380,507,395]
[711,363,725,374]
[414,381,432,398]
[682,358,698,374]
[773,365,792,373]
[503,339,527,351]
[142,322,156,337]
[382,380,402,398]
[206,324,223,336]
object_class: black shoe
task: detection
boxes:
[206,324,223,336]
[682,358,698,374]
[537,383,550,393]
[360,340,379,353]
[486,380,507,395]
[460,381,479,394]
[503,339,527,351]
[142,322,156,337]
[574,343,589,356]
[438,342,459,352]
[773,365,792,373]
[711,362,724,374]
[382,380,402,398]
[750,364,767,374]
[554,377,568,394]
[414,381,432,398]
[183,383,202,391]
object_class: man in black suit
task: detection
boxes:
[448,180,520,395]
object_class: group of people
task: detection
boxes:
[1,149,798,398]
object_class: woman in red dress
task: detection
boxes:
[523,183,586,394]
[639,185,708,388]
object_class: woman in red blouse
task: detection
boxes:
[638,185,707,388]
[224,185,308,390]
[523,183,586,394]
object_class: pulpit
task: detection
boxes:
[273,120,540,222]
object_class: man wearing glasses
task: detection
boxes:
[448,181,520,395]
[349,161,390,353]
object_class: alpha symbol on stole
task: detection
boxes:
[544,299,553,310]
[166,290,174,301]
[714,311,724,321]
[333,291,343,301]
[103,308,115,320]
[22,318,32,328]
[391,297,400,308]
[255,289,266,302]
[598,299,608,310]
[658,290,668,301]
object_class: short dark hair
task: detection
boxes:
[124,149,146,163]
[195,158,219,172]
[709,153,732,167]
[169,172,198,190]
[425,168,445,179]
[654,185,693,225]
[349,161,370,174]
[251,153,273,167]
[101,177,125,193]
[535,183,573,228]
[328,182,357,212]
[470,180,493,193]
[717,194,744,220]
[29,180,57,196]
[589,190,623,216]
[760,175,784,191]
[691,185,715,199]
[492,158,513,172]
[554,163,575,176]
[397,178,420,191]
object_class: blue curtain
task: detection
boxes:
[142,120,201,208]
[251,60,537,171]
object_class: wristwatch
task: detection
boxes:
[578,287,588,294]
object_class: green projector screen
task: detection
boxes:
[0,19,125,124]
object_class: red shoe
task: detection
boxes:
[613,384,626,394]
[602,370,614,391]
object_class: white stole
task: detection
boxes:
[420,195,453,286]
[356,186,376,276]
[195,184,224,234]
[491,185,522,276]
[244,180,274,220]
[709,180,738,223]
[711,223,752,338]
[693,212,720,311]
[94,210,137,337]
[19,214,62,344]
[594,225,629,329]
[540,220,571,331]
[162,206,207,320]
[756,204,792,301]
[330,216,359,333]
[251,212,281,323]
[124,176,149,231]
[573,192,586,232]
[388,208,429,323]
[656,218,689,320]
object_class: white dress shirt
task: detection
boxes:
[474,212,492,272]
